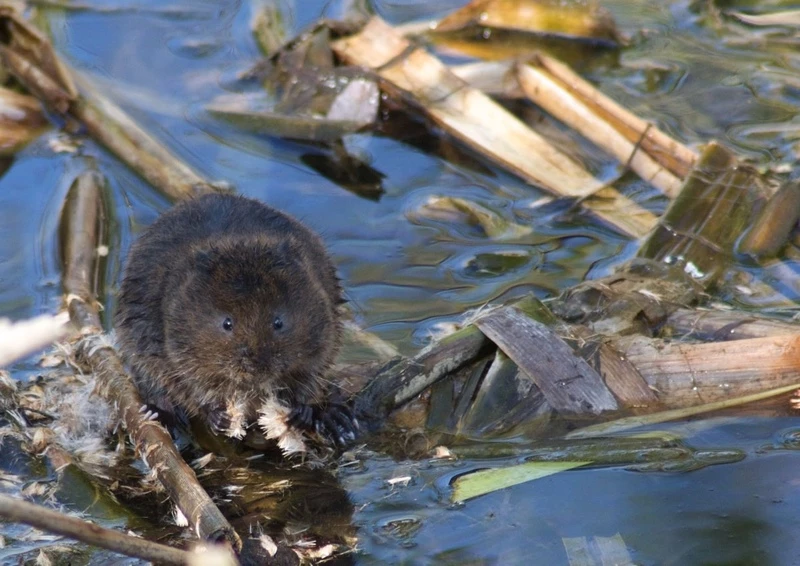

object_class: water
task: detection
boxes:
[343,417,800,565]
[3,0,800,563]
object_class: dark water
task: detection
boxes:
[343,417,800,565]
[3,0,800,563]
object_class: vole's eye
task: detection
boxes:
[272,316,284,331]
[222,317,234,332]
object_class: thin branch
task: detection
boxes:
[0,494,191,565]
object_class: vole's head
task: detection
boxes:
[163,238,341,410]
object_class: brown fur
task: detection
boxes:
[114,193,342,425]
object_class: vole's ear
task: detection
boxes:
[193,248,217,275]
[266,239,294,269]
[276,239,293,260]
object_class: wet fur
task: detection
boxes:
[114,193,342,425]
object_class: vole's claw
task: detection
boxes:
[321,403,360,447]
[206,406,232,436]
[330,404,358,439]
[290,403,359,447]
[287,404,315,430]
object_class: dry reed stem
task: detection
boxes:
[528,53,697,179]
[515,62,683,198]
[332,17,657,238]
[0,9,221,201]
[619,333,800,407]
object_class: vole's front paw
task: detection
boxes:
[288,403,359,447]
[206,406,233,436]
[139,403,178,431]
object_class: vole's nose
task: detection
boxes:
[255,345,272,367]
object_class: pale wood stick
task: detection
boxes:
[341,319,400,361]
[331,17,658,238]
[515,62,683,198]
[449,60,520,97]
[70,73,221,201]
[0,494,192,565]
[529,53,697,179]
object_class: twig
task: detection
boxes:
[87,342,240,547]
[0,494,191,565]
[59,169,106,332]
[70,72,223,200]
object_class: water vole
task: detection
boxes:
[114,193,354,445]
